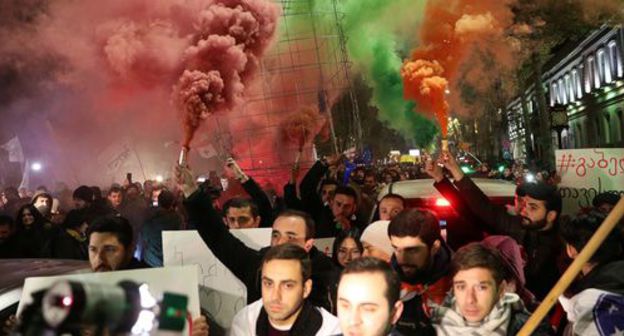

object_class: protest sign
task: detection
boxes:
[555,148,624,215]
[163,228,271,330]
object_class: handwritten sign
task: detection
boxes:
[18,265,199,334]
[556,148,624,214]
[163,228,271,330]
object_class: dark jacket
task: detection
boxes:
[184,185,339,311]
[4,223,51,258]
[48,229,87,260]
[241,178,274,228]
[570,259,624,296]
[283,182,305,211]
[299,161,328,216]
[391,239,453,336]
[436,176,563,299]
[142,208,182,267]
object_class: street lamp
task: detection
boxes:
[550,104,569,149]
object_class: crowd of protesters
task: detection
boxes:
[1,149,623,336]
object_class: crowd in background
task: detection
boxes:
[0,151,623,336]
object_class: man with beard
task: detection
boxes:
[428,152,563,300]
[230,243,340,335]
[388,209,452,335]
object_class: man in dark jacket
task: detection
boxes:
[299,156,363,237]
[427,153,563,300]
[87,215,149,272]
[142,190,182,267]
[226,158,274,228]
[388,209,452,335]
[177,165,339,312]
[48,208,89,260]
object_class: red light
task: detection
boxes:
[62,296,73,307]
[435,198,451,207]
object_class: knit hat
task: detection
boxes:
[360,220,393,256]
[481,235,526,286]
[73,185,94,203]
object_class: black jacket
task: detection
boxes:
[184,185,339,311]
[391,239,453,336]
[48,229,87,260]
[570,259,624,296]
[241,177,274,228]
[436,176,563,299]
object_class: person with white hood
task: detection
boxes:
[360,220,394,263]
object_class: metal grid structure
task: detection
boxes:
[205,0,361,184]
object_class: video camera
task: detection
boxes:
[18,280,188,335]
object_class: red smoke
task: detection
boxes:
[401,0,517,136]
[175,0,280,149]
[280,106,320,151]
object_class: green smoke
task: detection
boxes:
[281,0,438,147]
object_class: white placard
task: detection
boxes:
[313,237,335,257]
[18,265,199,333]
[555,148,624,214]
[163,228,271,330]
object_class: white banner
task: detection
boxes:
[163,228,271,330]
[555,148,624,214]
[96,138,144,183]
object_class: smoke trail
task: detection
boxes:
[174,0,280,148]
[280,106,319,150]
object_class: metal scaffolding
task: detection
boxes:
[206,0,362,183]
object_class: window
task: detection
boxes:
[608,40,623,78]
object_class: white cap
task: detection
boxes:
[360,220,393,256]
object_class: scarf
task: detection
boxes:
[255,301,323,336]
[430,293,523,336]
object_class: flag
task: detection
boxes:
[1,136,24,162]
[19,160,30,190]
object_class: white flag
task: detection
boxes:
[1,136,24,162]
[19,160,30,190]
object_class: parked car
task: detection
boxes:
[373,178,516,250]
[0,259,90,329]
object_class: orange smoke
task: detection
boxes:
[401,0,516,137]
[401,59,449,136]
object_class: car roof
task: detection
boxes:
[0,259,90,294]
[377,178,517,201]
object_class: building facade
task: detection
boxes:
[506,26,624,161]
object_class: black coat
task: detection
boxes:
[185,185,340,311]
